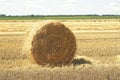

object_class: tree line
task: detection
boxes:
[0,14,120,17]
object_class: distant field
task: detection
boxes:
[0,19,120,32]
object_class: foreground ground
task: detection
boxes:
[0,20,120,80]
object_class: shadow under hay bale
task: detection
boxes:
[72,58,92,66]
[30,22,76,65]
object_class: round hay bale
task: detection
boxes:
[23,22,76,65]
[31,22,76,65]
[32,22,76,65]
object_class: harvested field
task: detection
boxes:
[0,20,120,80]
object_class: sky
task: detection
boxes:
[0,0,120,15]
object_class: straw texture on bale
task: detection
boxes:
[32,22,76,65]
[23,22,76,65]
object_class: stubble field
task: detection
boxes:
[0,20,120,80]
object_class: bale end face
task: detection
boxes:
[31,22,76,65]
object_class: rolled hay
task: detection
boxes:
[22,22,76,65]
